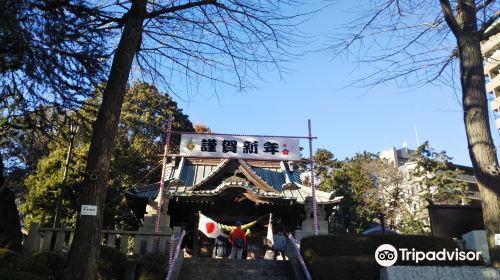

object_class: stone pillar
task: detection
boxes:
[294,197,328,241]
[140,190,172,234]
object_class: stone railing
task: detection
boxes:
[166,230,186,280]
[287,233,312,280]
[24,222,179,255]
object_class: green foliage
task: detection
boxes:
[135,260,167,280]
[313,150,383,233]
[20,82,194,229]
[301,234,459,262]
[139,253,169,267]
[22,251,66,280]
[21,144,85,227]
[0,248,22,270]
[1,0,109,130]
[97,246,127,280]
[312,143,470,234]
[410,141,469,205]
[0,270,41,280]
[395,141,471,234]
[301,234,481,280]
[309,255,377,280]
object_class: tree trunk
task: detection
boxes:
[0,154,23,254]
[63,1,146,279]
[458,32,500,268]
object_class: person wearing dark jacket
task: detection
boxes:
[212,232,229,258]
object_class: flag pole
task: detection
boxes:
[267,213,274,246]
[154,112,173,253]
[308,119,319,235]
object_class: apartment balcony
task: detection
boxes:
[484,57,500,79]
[481,32,500,58]
[486,72,500,93]
[469,191,481,201]
[491,96,500,112]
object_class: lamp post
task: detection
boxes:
[52,123,79,228]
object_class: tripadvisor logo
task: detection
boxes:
[374,244,481,267]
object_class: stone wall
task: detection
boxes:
[381,266,500,280]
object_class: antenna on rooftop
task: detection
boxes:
[414,125,420,146]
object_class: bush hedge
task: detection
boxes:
[0,248,23,271]
[134,254,169,280]
[301,234,460,264]
[139,253,169,267]
[23,251,66,280]
[309,255,378,280]
[97,246,127,280]
[0,269,41,280]
[300,234,482,280]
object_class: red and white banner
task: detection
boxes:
[198,213,221,238]
[180,134,301,160]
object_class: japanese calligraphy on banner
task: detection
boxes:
[180,134,301,160]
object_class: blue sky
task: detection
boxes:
[166,2,500,166]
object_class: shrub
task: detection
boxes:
[300,234,482,279]
[140,253,169,267]
[0,248,22,271]
[135,260,167,280]
[300,234,459,265]
[23,251,66,280]
[98,246,127,280]
[309,255,378,280]
[0,270,41,280]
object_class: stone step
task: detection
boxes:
[182,264,292,270]
[183,258,288,264]
[180,268,293,276]
[180,275,293,280]
[178,258,295,280]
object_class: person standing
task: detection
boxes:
[228,221,246,259]
[212,232,229,258]
[272,228,287,260]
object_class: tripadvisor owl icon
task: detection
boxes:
[375,244,398,267]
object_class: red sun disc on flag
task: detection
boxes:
[206,222,215,234]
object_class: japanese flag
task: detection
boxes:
[198,212,221,238]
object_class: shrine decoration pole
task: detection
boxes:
[168,232,175,271]
[154,112,174,252]
[308,119,319,235]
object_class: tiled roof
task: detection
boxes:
[126,157,342,204]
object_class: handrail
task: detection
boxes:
[38,227,173,236]
[165,230,186,280]
[288,233,312,280]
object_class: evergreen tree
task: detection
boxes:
[312,144,469,234]
[21,82,193,230]
[314,150,383,233]
[410,141,469,205]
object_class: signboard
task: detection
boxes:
[495,234,500,246]
[81,205,97,216]
[180,134,301,160]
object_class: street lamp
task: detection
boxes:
[52,122,79,228]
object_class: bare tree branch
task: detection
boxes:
[146,0,216,18]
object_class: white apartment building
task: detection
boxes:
[482,20,500,129]
[379,146,481,230]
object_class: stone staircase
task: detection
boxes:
[178,258,296,280]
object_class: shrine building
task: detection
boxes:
[124,133,342,257]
